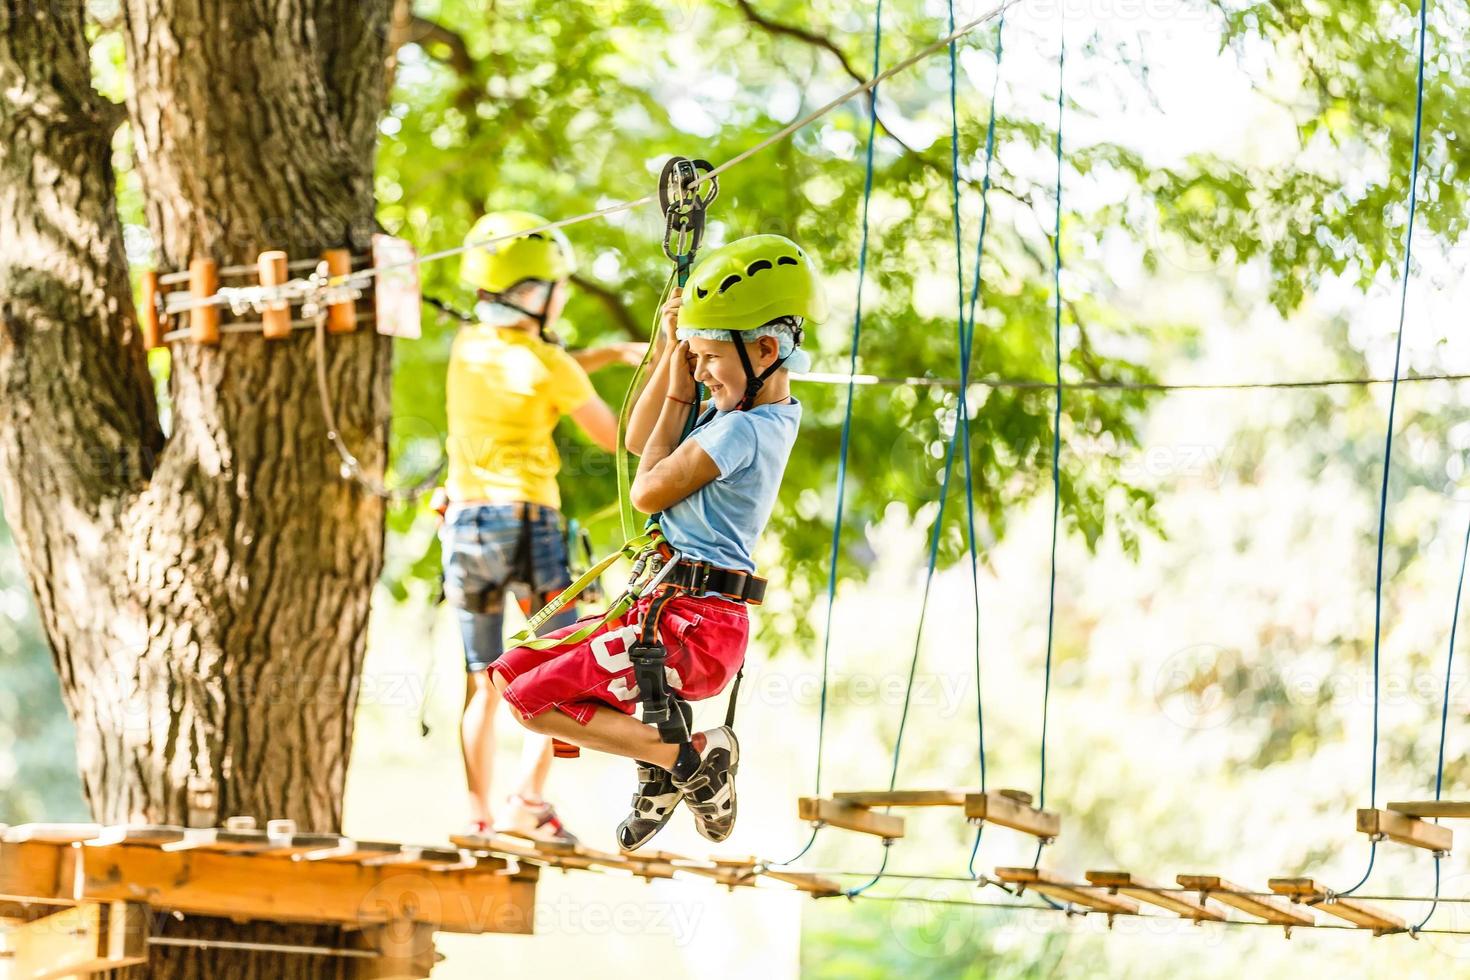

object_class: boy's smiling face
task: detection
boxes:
[686,334,781,411]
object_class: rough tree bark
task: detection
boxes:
[0,0,395,975]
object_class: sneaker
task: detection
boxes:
[494,795,579,846]
[672,727,740,843]
[617,763,682,851]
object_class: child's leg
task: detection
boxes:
[490,670,679,770]
[461,669,502,825]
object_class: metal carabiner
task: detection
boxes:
[659,156,718,267]
[639,548,683,598]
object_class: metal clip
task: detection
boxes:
[659,156,718,266]
[639,549,682,598]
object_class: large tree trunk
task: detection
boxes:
[0,1,394,975]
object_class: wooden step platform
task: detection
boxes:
[833,790,969,808]
[1084,871,1224,921]
[964,791,1061,841]
[810,788,1058,841]
[797,797,905,839]
[995,867,1139,915]
[1387,800,1470,819]
[1176,875,1314,928]
[2,822,538,934]
[1357,808,1452,853]
[1268,877,1405,935]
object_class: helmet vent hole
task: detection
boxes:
[718,274,743,293]
[745,260,773,276]
[778,256,798,266]
[696,287,709,299]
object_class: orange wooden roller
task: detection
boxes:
[258,250,292,340]
[139,270,163,349]
[322,249,357,334]
[189,258,220,345]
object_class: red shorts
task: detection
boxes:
[492,593,750,725]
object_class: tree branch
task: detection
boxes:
[732,0,866,89]
[405,16,474,76]
[571,273,642,340]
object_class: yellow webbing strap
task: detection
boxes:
[507,527,662,651]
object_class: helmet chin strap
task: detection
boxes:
[729,330,793,411]
[482,280,559,342]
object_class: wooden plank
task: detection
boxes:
[1268,877,1405,934]
[759,869,844,897]
[189,258,220,344]
[964,792,1061,840]
[798,798,905,839]
[85,825,186,848]
[1176,875,1314,926]
[1357,808,1453,853]
[66,842,536,935]
[995,867,1138,915]
[0,901,149,979]
[832,790,968,808]
[0,842,71,905]
[1084,871,1224,921]
[3,824,101,845]
[1387,800,1470,819]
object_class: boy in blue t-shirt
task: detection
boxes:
[490,235,826,848]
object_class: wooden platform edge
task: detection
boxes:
[995,867,1139,915]
[798,797,905,839]
[1176,875,1314,926]
[1357,808,1453,853]
[964,792,1061,840]
[1268,877,1405,933]
[1387,800,1470,820]
[1083,871,1223,921]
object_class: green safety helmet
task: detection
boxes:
[459,210,576,295]
[678,235,828,332]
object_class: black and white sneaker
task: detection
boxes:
[616,763,682,851]
[673,726,740,842]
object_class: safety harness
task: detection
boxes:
[506,523,765,743]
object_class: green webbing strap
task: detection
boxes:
[614,273,675,539]
[508,527,661,650]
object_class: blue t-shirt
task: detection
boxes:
[659,399,802,573]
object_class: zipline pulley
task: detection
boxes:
[658,156,718,285]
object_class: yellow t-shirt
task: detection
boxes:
[445,325,597,509]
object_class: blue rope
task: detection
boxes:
[778,0,884,870]
[885,0,982,794]
[1343,0,1428,898]
[1035,0,1065,824]
[965,9,1008,884]
[1413,508,1470,931]
[852,1,982,897]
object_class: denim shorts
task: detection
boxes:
[441,503,579,672]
